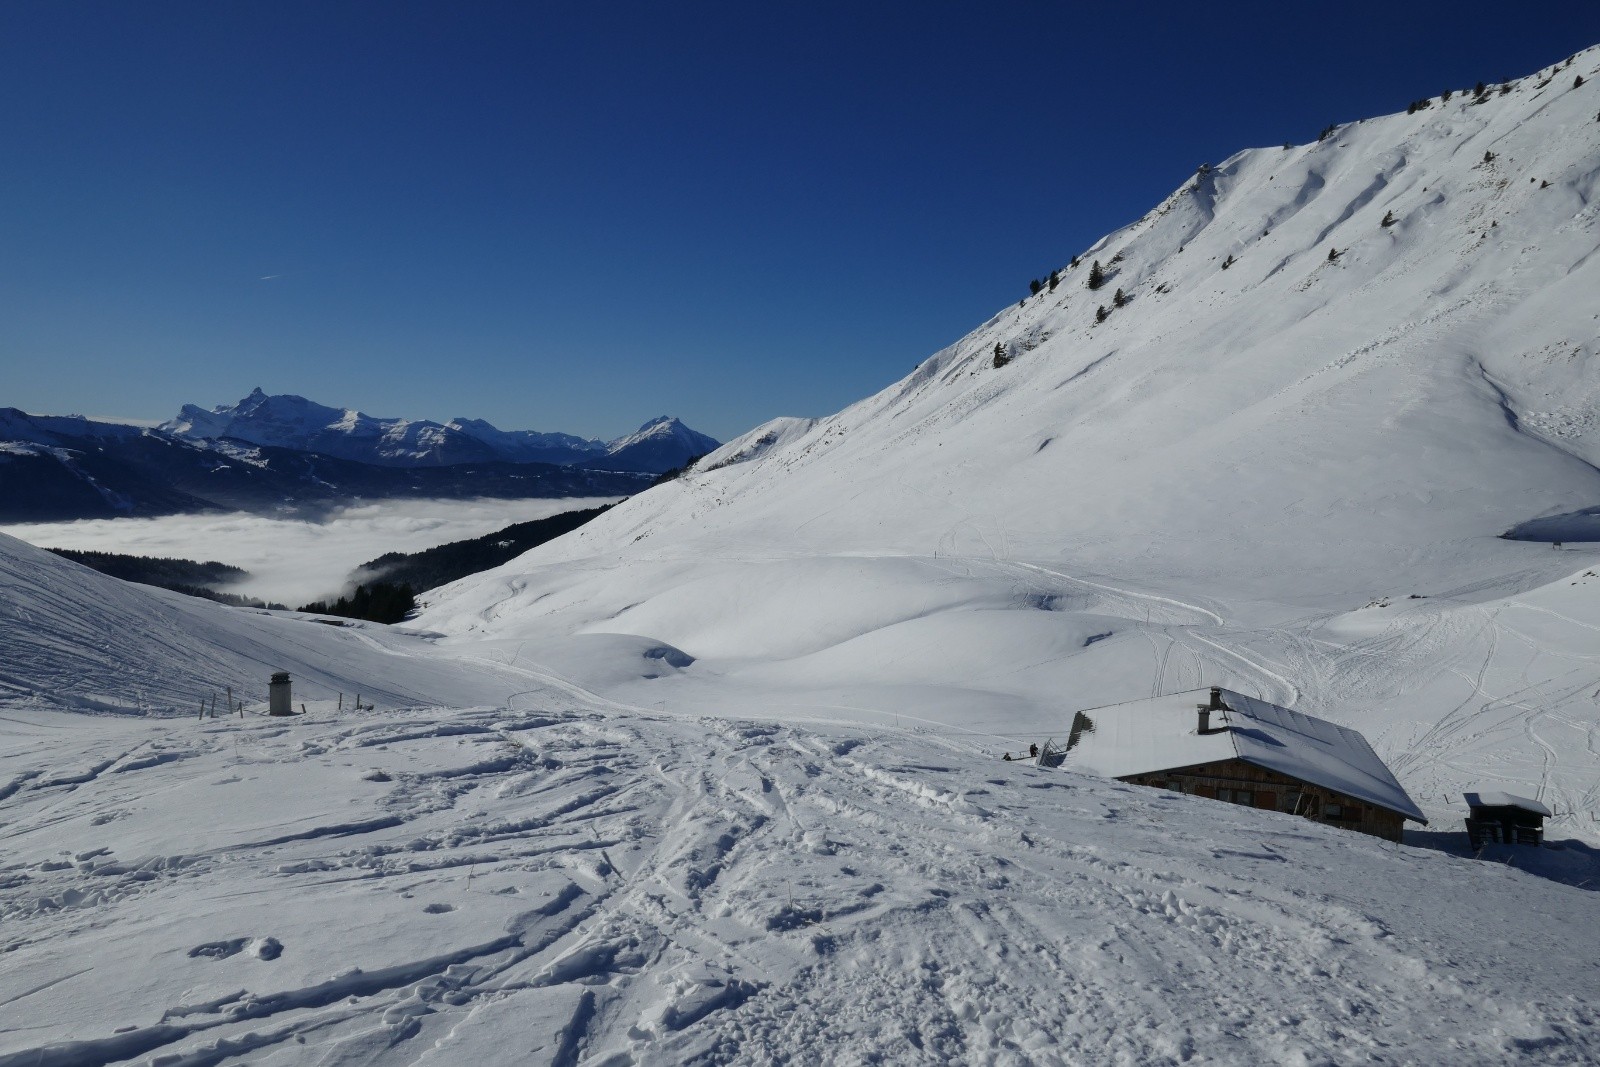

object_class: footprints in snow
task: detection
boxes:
[188,936,282,961]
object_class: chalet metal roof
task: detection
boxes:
[1464,791,1551,817]
[1061,687,1428,823]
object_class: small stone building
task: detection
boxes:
[1059,687,1427,842]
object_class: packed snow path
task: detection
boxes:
[2,705,1597,1066]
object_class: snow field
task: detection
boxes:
[2,704,1598,1066]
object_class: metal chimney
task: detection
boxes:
[1197,687,1226,733]
[268,672,293,716]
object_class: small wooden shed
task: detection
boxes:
[1464,791,1550,847]
[1056,686,1427,842]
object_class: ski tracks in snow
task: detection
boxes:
[4,706,1599,1065]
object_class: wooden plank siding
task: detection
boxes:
[1119,758,1407,842]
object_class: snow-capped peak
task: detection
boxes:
[599,416,722,473]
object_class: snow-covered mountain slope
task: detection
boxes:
[4,703,1598,1066]
[0,531,544,712]
[163,389,721,473]
[418,49,1600,839]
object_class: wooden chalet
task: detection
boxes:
[1056,687,1427,842]
[1463,790,1550,847]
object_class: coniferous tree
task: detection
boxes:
[1381,210,1396,227]
[1048,269,1060,292]
[1094,305,1109,324]
[1087,260,1106,290]
[299,581,416,624]
[1113,288,1127,308]
[1221,254,1235,270]
[1029,278,1043,296]
[1327,247,1340,262]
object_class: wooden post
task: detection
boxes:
[338,692,343,711]
[198,699,205,721]
[226,686,233,714]
[301,703,307,716]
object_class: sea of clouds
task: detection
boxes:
[1,497,620,608]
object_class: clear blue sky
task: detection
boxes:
[4,2,1598,442]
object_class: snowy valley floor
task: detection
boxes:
[3,700,1599,1067]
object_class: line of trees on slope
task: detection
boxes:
[348,504,614,595]
[45,548,287,609]
[298,582,417,625]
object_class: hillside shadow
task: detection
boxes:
[1502,505,1600,542]
[1405,827,1600,891]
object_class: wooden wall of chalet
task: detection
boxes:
[1120,758,1406,842]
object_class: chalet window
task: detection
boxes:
[1219,788,1254,807]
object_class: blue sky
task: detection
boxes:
[4,2,1598,442]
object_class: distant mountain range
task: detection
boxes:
[0,391,720,521]
[163,388,720,472]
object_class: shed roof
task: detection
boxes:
[1062,688,1427,823]
[1464,791,1551,817]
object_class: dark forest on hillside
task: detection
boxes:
[46,548,286,609]
[352,504,612,593]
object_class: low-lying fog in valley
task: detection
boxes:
[0,496,620,607]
